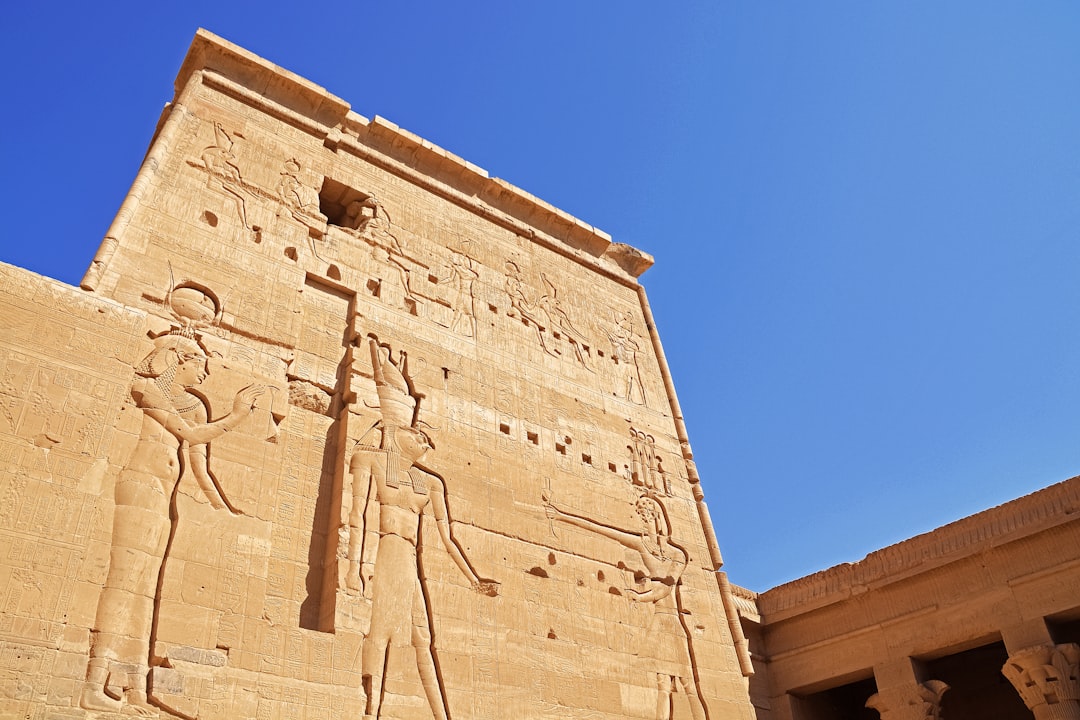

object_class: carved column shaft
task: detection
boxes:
[1002,643,1080,720]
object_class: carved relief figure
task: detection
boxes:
[630,429,670,496]
[346,196,426,308]
[81,284,264,716]
[441,250,479,337]
[505,260,558,357]
[543,493,707,720]
[347,337,497,720]
[198,122,253,231]
[536,273,592,369]
[277,159,320,214]
[608,310,647,405]
[277,158,326,234]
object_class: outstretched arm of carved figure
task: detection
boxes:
[627,582,675,603]
[543,500,645,554]
[428,475,499,596]
[627,547,687,602]
[177,402,231,511]
[185,443,230,511]
[140,384,265,445]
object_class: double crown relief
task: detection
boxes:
[344,337,498,720]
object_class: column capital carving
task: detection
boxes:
[1002,643,1080,720]
[865,680,949,720]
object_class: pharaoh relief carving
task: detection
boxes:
[542,492,707,720]
[440,249,480,338]
[276,157,327,237]
[504,260,593,368]
[608,310,647,405]
[80,280,265,717]
[193,122,258,237]
[338,195,432,314]
[345,337,498,720]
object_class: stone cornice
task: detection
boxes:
[756,475,1080,620]
[172,29,652,283]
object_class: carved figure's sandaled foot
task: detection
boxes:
[80,685,123,713]
[123,690,158,717]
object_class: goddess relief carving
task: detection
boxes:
[346,337,497,720]
[81,283,265,717]
[543,493,707,720]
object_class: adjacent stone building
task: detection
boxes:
[737,476,1080,720]
[1,29,1078,720]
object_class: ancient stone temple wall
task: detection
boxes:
[0,30,754,720]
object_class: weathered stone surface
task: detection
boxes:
[734,477,1080,720]
[0,29,752,720]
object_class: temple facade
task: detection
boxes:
[0,29,1077,720]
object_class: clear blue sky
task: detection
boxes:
[3,3,1079,591]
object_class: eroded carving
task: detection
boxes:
[1002,643,1080,720]
[277,158,327,235]
[608,310,647,405]
[543,493,707,720]
[440,250,480,338]
[196,122,256,234]
[81,284,265,718]
[629,428,671,496]
[346,337,497,720]
[287,379,331,414]
[865,680,950,720]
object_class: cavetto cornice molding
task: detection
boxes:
[172,29,653,284]
[756,475,1080,620]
